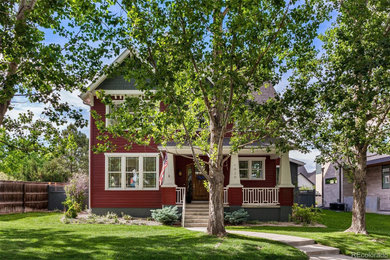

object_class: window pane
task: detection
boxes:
[252,161,263,179]
[143,172,156,188]
[126,171,139,188]
[252,170,262,179]
[144,157,156,172]
[240,169,248,178]
[252,161,262,170]
[126,157,139,172]
[108,157,121,172]
[239,161,248,169]
[109,172,121,188]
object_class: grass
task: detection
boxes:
[0,213,306,260]
[228,210,390,259]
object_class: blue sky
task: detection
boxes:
[9,6,337,172]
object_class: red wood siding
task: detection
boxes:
[239,156,277,188]
[161,187,176,205]
[279,187,294,206]
[90,97,162,208]
[90,98,280,208]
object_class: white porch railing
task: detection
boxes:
[223,188,228,205]
[242,188,279,205]
[176,187,186,205]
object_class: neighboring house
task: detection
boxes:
[297,166,315,190]
[320,154,390,213]
[80,50,299,224]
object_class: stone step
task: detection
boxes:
[297,244,340,256]
[185,215,209,220]
[185,223,208,227]
[185,209,209,214]
[185,219,208,224]
[186,205,209,209]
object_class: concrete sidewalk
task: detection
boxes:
[186,227,365,260]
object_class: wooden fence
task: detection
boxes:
[0,181,49,214]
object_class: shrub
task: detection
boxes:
[63,173,88,218]
[65,173,88,206]
[290,203,322,225]
[224,209,249,225]
[151,206,181,225]
[106,211,118,219]
[63,198,81,218]
[121,213,133,221]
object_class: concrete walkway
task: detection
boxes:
[186,227,364,260]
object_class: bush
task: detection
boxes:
[290,203,322,225]
[63,198,81,218]
[63,173,88,218]
[224,209,249,225]
[151,206,181,225]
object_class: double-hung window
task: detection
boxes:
[105,153,159,190]
[239,157,266,180]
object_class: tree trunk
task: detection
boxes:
[0,102,9,125]
[208,166,226,237]
[345,149,368,234]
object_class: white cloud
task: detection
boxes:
[8,90,90,135]
[290,149,320,172]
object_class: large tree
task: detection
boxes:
[0,117,89,182]
[93,0,329,236]
[0,0,122,126]
[284,0,390,234]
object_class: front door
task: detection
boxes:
[186,163,209,201]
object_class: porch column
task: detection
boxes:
[227,154,243,206]
[227,154,243,188]
[278,152,294,188]
[278,152,294,220]
[161,153,176,187]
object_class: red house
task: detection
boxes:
[80,50,296,226]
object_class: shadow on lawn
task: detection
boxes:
[0,227,306,260]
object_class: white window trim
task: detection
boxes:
[239,157,266,180]
[105,153,159,191]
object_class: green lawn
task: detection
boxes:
[0,213,306,260]
[228,210,390,258]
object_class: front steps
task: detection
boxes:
[183,202,209,227]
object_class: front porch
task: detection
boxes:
[160,151,295,222]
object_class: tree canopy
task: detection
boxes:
[92,0,331,236]
[0,0,123,126]
[284,0,390,234]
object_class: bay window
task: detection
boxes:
[239,157,266,180]
[105,153,159,190]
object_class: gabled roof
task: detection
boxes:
[367,154,390,166]
[80,49,278,105]
[290,158,305,166]
[298,172,315,186]
[88,49,131,92]
[298,165,316,184]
